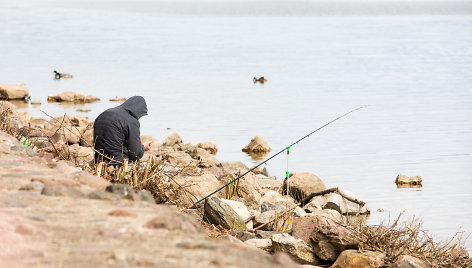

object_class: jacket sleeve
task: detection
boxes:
[126,119,145,161]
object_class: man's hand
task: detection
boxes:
[144,141,152,151]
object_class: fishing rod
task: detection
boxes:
[188,105,367,209]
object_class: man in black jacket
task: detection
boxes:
[93,96,151,165]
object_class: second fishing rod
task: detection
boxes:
[188,105,367,209]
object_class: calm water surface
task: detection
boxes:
[1,0,472,250]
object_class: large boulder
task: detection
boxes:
[309,216,360,261]
[173,173,224,208]
[242,136,271,154]
[292,211,342,244]
[390,255,432,268]
[0,84,29,100]
[271,233,320,265]
[282,172,326,203]
[331,249,385,268]
[204,197,247,231]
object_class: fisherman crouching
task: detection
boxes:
[93,96,152,166]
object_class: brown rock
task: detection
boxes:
[162,133,183,147]
[109,97,126,101]
[85,95,100,103]
[197,142,218,154]
[282,172,326,202]
[309,216,360,261]
[331,249,385,268]
[242,136,271,153]
[0,84,29,100]
[144,205,202,233]
[395,174,422,186]
[48,91,85,102]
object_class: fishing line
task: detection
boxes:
[188,105,367,209]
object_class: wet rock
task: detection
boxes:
[48,91,86,102]
[0,84,29,100]
[242,136,271,154]
[390,255,431,268]
[162,133,183,147]
[331,249,385,268]
[322,191,370,215]
[244,239,272,251]
[85,95,100,103]
[282,172,326,203]
[144,205,202,233]
[19,181,44,191]
[41,184,85,198]
[220,199,253,229]
[395,174,422,186]
[197,142,218,154]
[271,233,319,265]
[204,197,247,231]
[309,216,360,261]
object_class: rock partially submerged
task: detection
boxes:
[0,84,30,100]
[242,136,271,154]
[47,91,100,103]
[395,174,422,187]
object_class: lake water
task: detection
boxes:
[1,0,472,250]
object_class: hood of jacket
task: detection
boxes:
[120,96,148,119]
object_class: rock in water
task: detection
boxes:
[242,136,271,153]
[395,174,422,186]
[271,233,320,265]
[204,197,247,231]
[0,84,30,100]
[282,172,326,202]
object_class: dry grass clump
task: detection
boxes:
[356,213,471,267]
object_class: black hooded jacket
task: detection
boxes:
[93,96,148,164]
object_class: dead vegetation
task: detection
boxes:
[355,213,471,267]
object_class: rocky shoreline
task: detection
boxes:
[1,96,471,267]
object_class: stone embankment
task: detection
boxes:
[1,100,470,268]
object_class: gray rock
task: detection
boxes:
[41,184,85,198]
[88,190,120,201]
[390,255,432,268]
[271,233,319,265]
[204,197,247,231]
[255,230,278,239]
